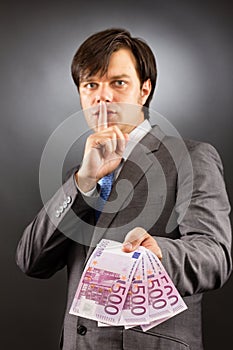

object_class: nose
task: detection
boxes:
[95,84,113,103]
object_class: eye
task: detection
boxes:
[114,80,127,87]
[85,82,98,89]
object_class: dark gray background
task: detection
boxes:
[1,0,232,349]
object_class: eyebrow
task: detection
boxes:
[109,74,131,80]
[80,74,131,83]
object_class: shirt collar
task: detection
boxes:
[123,119,152,160]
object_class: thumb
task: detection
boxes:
[122,227,147,252]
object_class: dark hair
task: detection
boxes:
[71,28,157,110]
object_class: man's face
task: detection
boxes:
[79,48,151,133]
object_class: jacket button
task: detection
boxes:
[66,196,72,204]
[55,210,61,218]
[77,324,87,335]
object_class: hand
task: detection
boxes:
[122,227,162,260]
[76,102,129,192]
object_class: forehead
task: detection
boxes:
[81,48,138,81]
[108,48,137,70]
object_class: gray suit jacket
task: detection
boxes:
[16,125,232,350]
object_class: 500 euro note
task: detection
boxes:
[125,250,173,330]
[125,250,187,331]
[69,239,143,325]
[140,250,188,331]
[119,254,150,325]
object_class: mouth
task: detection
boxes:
[92,110,117,118]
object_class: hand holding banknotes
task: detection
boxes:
[122,227,163,260]
[69,238,187,330]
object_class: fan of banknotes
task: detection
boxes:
[69,239,187,331]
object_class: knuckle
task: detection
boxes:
[112,125,120,133]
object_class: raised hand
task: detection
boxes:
[76,102,129,193]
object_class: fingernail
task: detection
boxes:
[122,242,133,250]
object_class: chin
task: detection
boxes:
[120,125,135,134]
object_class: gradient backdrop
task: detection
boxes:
[1,0,233,349]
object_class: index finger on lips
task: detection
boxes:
[98,101,108,131]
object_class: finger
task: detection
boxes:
[141,236,163,260]
[112,126,129,155]
[98,101,108,131]
[116,133,129,155]
[123,227,147,250]
[93,132,116,153]
[110,131,117,154]
[101,137,114,157]
[124,227,147,243]
[122,227,163,260]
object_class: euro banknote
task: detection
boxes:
[69,239,187,330]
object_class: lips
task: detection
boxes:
[92,110,117,117]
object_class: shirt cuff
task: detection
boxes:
[73,174,99,197]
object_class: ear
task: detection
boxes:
[140,79,152,105]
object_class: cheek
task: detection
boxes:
[83,110,97,131]
[126,87,142,104]
[80,95,88,107]
[79,91,93,106]
[136,90,143,104]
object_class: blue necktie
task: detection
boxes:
[95,172,114,221]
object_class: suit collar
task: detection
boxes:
[139,124,166,153]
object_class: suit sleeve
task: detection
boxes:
[155,142,232,296]
[15,173,96,278]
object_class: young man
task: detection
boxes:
[16,28,232,349]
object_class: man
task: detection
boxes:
[16,28,232,349]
